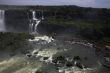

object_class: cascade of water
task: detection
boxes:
[41,11,44,20]
[34,20,41,33]
[0,10,5,31]
[32,10,36,20]
[29,10,43,34]
[82,64,86,73]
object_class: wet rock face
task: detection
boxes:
[34,70,43,73]
[26,54,32,57]
[65,61,73,67]
[33,51,38,55]
[51,53,85,70]
[75,62,83,69]
[52,55,66,64]
[43,57,49,60]
[73,56,81,61]
[52,59,57,64]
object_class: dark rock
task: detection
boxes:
[57,56,65,60]
[52,55,66,64]
[74,56,81,61]
[76,62,83,69]
[57,48,60,49]
[102,64,110,69]
[35,70,43,73]
[66,61,73,67]
[21,50,30,54]
[26,54,32,57]
[52,59,57,64]
[43,57,49,60]
[56,56,65,64]
[33,52,38,54]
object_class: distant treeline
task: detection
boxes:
[30,6,110,41]
[2,5,110,41]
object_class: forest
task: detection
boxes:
[30,6,110,41]
[0,5,110,49]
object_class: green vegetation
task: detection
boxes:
[1,5,110,43]
[36,6,110,42]
[52,52,66,64]
[0,32,34,50]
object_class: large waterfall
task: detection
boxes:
[0,10,5,31]
[29,10,42,34]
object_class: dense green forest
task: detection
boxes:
[0,32,34,50]
[5,6,110,40]
[0,5,110,49]
[31,6,110,42]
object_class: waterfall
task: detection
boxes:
[32,10,36,20]
[29,10,42,34]
[0,10,5,31]
[34,20,41,33]
[82,64,86,73]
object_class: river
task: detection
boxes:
[0,9,110,73]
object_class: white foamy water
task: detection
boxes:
[34,19,41,33]
[32,10,36,20]
[29,35,54,43]
[0,10,109,73]
[0,36,110,73]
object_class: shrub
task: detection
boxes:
[73,56,81,61]
[0,32,34,50]
[52,53,66,64]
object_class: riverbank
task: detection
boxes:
[0,33,110,73]
[52,34,110,56]
[51,34,110,69]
